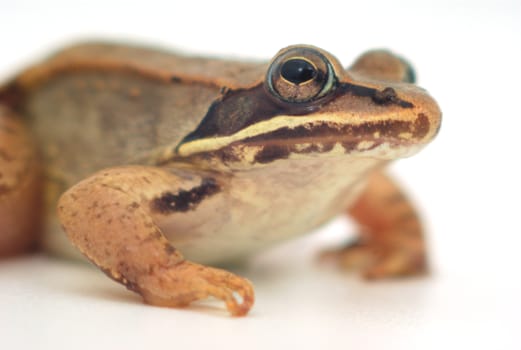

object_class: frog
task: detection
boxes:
[0,42,441,316]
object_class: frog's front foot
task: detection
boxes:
[139,261,254,316]
[57,166,254,316]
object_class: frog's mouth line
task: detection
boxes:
[175,112,430,159]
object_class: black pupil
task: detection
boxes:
[280,59,316,85]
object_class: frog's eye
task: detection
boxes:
[266,46,336,104]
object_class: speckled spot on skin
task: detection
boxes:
[0,184,10,195]
[164,245,177,255]
[128,87,141,98]
[127,202,140,212]
[0,149,13,162]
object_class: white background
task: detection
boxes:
[1,0,520,349]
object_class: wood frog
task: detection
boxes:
[0,43,441,316]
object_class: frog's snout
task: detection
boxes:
[414,93,442,145]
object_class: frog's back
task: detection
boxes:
[0,42,266,188]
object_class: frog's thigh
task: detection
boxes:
[57,166,254,316]
[324,171,427,279]
[0,106,42,257]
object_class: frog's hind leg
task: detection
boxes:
[322,171,428,279]
[0,105,42,257]
[57,166,254,316]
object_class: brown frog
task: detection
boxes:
[0,43,441,316]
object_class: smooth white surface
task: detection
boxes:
[1,0,520,349]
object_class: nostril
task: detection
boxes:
[372,87,414,108]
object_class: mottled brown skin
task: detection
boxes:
[0,43,441,316]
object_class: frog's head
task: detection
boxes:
[175,45,441,170]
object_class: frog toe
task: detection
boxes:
[139,261,254,316]
[320,240,376,270]
[320,237,428,279]
[362,248,428,279]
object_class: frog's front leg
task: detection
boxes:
[323,171,428,279]
[57,166,254,316]
[0,105,42,256]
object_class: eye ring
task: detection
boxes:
[266,46,337,104]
